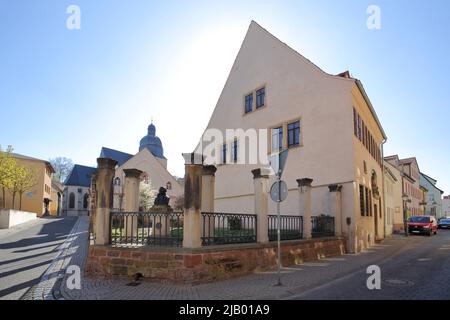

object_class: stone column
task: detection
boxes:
[202,165,217,238]
[94,158,117,245]
[252,168,270,243]
[297,178,313,240]
[124,169,142,239]
[329,184,343,237]
[182,153,203,248]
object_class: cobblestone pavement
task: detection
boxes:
[0,216,77,300]
[57,219,450,300]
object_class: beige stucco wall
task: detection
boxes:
[384,161,402,235]
[193,22,386,252]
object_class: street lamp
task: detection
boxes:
[402,194,411,237]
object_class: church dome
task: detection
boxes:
[139,122,165,158]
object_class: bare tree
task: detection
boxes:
[49,157,74,183]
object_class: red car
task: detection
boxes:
[408,216,438,236]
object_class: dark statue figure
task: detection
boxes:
[154,187,170,206]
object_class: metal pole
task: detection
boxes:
[276,175,282,286]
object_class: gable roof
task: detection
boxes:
[420,172,444,194]
[8,152,55,173]
[64,165,97,187]
[194,21,387,152]
[100,147,133,167]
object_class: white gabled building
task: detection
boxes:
[193,21,388,252]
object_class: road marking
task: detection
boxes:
[321,258,346,262]
[301,262,329,267]
[417,258,431,262]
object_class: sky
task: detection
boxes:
[0,0,449,193]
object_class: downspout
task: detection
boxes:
[381,137,387,238]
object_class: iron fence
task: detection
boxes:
[268,215,303,241]
[110,211,183,247]
[311,215,335,238]
[201,212,257,246]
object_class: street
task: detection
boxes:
[290,230,450,300]
[0,217,77,300]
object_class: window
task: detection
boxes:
[363,161,367,174]
[222,143,227,164]
[166,182,172,190]
[83,193,89,209]
[287,121,300,147]
[69,193,75,209]
[232,139,238,163]
[353,108,358,137]
[256,87,265,108]
[357,114,362,141]
[365,187,370,216]
[272,127,283,152]
[360,185,365,216]
[114,177,121,186]
[77,188,82,193]
[245,93,253,113]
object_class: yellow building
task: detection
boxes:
[0,153,54,216]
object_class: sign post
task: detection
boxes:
[269,149,288,286]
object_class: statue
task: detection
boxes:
[154,187,170,206]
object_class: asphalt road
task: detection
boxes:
[289,229,450,300]
[0,217,77,300]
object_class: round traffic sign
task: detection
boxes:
[270,180,288,202]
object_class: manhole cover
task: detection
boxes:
[384,279,414,287]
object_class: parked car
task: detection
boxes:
[408,216,438,236]
[438,218,450,229]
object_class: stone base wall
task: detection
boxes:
[86,238,346,285]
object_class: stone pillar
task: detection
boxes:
[124,169,142,238]
[202,165,217,238]
[329,184,343,237]
[182,153,203,248]
[297,178,313,240]
[94,158,117,245]
[252,168,270,243]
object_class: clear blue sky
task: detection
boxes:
[0,0,449,194]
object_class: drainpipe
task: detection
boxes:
[381,137,387,239]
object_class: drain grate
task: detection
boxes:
[126,282,142,287]
[384,279,414,287]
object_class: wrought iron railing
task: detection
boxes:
[311,215,335,238]
[110,211,183,247]
[201,212,257,246]
[268,215,303,241]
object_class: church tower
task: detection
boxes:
[139,121,165,159]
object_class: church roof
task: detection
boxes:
[64,165,97,187]
[100,147,133,166]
